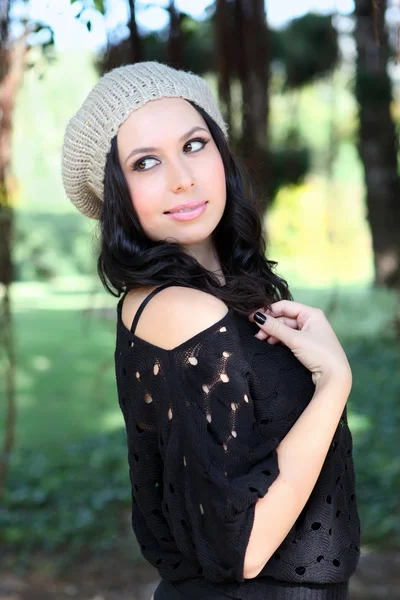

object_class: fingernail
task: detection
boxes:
[254,312,266,325]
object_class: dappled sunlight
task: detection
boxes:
[31,355,52,372]
[347,412,371,435]
[267,177,373,288]
[101,410,125,431]
[17,393,35,409]
[15,367,35,392]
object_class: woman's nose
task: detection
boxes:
[169,160,195,192]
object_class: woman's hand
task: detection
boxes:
[249,300,352,389]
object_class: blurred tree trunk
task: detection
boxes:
[0,1,26,499]
[0,0,15,500]
[354,0,400,288]
[215,0,233,134]
[167,0,183,68]
[128,0,143,63]
[235,0,269,153]
[234,0,270,212]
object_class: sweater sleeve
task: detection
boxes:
[164,316,281,583]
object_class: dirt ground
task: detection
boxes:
[1,549,400,600]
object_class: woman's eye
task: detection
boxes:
[184,138,209,153]
[131,138,208,172]
[132,157,159,172]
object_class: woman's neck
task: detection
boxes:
[183,238,224,285]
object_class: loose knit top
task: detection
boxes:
[114,283,361,600]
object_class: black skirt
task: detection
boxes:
[153,579,350,600]
[154,579,234,599]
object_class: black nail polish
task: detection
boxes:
[254,312,266,325]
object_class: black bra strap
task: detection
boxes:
[130,283,176,334]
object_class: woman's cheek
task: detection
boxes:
[211,157,226,203]
[207,149,225,181]
[128,181,167,240]
[129,179,158,216]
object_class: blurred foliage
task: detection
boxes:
[13,213,97,281]
[181,14,215,74]
[346,336,400,547]
[269,146,310,198]
[243,143,310,208]
[0,431,134,570]
[98,10,339,89]
[97,13,214,76]
[272,13,339,89]
[71,0,105,16]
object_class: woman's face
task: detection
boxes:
[116,98,226,247]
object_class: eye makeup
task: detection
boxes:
[131,137,210,172]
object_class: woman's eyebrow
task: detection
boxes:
[124,126,209,164]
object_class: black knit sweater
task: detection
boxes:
[114,284,361,599]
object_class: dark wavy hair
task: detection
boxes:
[96,100,293,316]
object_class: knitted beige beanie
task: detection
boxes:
[61,61,228,220]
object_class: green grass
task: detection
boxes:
[6,278,121,453]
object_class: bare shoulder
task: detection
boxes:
[121,285,158,331]
[122,285,229,350]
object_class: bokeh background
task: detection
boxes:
[1,1,400,598]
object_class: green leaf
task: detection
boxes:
[70,0,105,14]
[93,0,105,14]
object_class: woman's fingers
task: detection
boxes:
[254,316,298,343]
[251,299,318,329]
[252,311,299,348]
[250,300,321,336]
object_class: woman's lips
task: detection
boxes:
[165,201,208,221]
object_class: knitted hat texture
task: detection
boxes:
[61,61,228,219]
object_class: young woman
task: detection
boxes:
[62,62,360,599]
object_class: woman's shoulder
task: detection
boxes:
[122,284,231,351]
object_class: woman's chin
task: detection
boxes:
[158,225,217,247]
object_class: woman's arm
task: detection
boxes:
[243,300,353,579]
[243,375,351,578]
